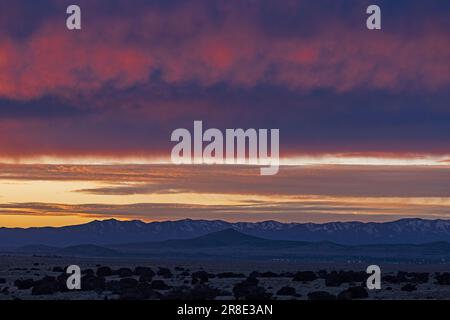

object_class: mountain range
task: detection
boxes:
[1,218,450,247]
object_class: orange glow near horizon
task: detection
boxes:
[0,215,95,228]
[0,161,449,228]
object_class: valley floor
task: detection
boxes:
[1,255,450,300]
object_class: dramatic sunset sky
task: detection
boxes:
[0,0,449,227]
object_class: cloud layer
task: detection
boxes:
[1,164,449,225]
[1,0,449,101]
[0,0,449,158]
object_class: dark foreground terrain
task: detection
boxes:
[1,255,450,300]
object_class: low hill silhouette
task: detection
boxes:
[11,229,450,263]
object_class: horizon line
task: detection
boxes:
[3,216,449,230]
[1,154,450,167]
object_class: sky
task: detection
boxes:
[0,0,449,227]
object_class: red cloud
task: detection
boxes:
[0,3,448,101]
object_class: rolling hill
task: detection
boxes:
[9,229,450,263]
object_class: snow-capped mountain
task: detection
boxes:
[1,218,450,247]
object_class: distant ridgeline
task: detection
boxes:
[1,218,450,247]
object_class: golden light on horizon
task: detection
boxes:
[0,154,449,167]
[0,161,449,228]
